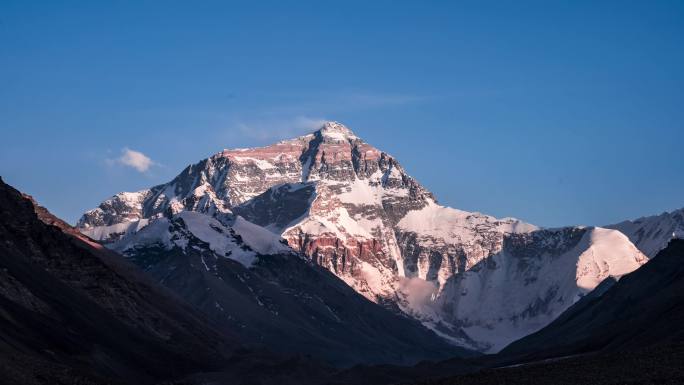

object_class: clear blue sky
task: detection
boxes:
[1,1,683,227]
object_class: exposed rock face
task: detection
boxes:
[78,121,649,352]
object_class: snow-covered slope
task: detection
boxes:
[111,211,292,267]
[78,121,649,352]
[396,202,538,285]
[419,227,647,352]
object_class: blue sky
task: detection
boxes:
[1,1,683,227]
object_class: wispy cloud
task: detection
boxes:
[258,90,424,116]
[221,90,421,143]
[107,148,154,172]
[236,116,327,141]
[124,89,422,149]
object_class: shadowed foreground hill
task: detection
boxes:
[414,343,684,385]
[0,177,333,385]
[0,177,241,383]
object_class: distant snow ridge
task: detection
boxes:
[606,208,684,257]
[416,226,647,352]
[79,121,655,352]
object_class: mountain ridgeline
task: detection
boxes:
[79,122,662,353]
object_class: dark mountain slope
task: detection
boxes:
[0,177,240,384]
[118,212,472,367]
[412,342,684,385]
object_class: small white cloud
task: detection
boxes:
[116,148,154,172]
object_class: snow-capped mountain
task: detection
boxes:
[78,121,649,352]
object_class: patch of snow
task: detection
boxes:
[232,156,277,170]
[290,205,374,240]
[336,178,384,206]
[319,121,358,142]
[358,261,388,296]
[575,227,647,290]
[81,219,149,241]
[231,215,292,256]
[398,202,537,243]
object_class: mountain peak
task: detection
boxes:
[316,121,358,142]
